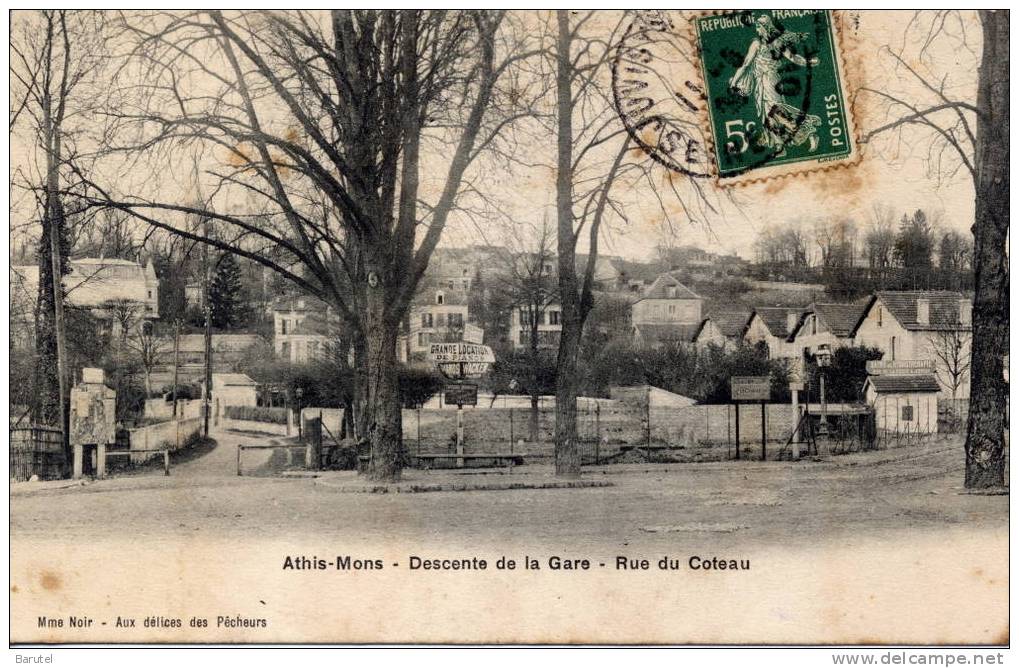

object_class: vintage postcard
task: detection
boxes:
[8,9,1009,648]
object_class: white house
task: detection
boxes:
[853,291,973,398]
[743,307,801,360]
[693,312,751,351]
[863,373,941,434]
[630,273,703,328]
[787,301,868,363]
[510,301,562,350]
[273,296,336,363]
[407,285,470,356]
[210,372,258,417]
[12,257,160,341]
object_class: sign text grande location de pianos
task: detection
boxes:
[429,342,495,380]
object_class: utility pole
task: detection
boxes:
[202,229,213,437]
[171,318,181,417]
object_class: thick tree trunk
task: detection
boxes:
[363,287,404,482]
[554,323,582,477]
[553,10,582,478]
[965,10,1009,489]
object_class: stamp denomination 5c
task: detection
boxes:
[693,10,857,185]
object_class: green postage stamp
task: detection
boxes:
[694,10,857,184]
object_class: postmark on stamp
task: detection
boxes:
[693,10,857,185]
[611,10,714,179]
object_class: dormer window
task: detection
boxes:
[667,286,677,298]
[436,292,444,305]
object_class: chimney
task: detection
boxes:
[786,311,798,335]
[916,298,930,326]
[959,299,972,326]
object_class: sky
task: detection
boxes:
[8,10,981,264]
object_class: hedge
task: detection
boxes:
[224,405,289,425]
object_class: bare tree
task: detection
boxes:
[99,298,145,348]
[928,328,973,400]
[550,11,715,477]
[10,11,109,459]
[864,205,897,270]
[493,215,558,441]
[77,10,533,481]
[125,321,168,398]
[861,10,1007,488]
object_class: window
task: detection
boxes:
[449,313,463,328]
[901,405,914,422]
[877,307,883,327]
[668,304,676,315]
[147,290,153,299]
[519,307,529,323]
[667,286,677,298]
[421,313,433,328]
[280,319,288,335]
[891,336,896,361]
[549,310,560,326]
[811,316,817,336]
[437,313,446,327]
[418,332,430,346]
[280,342,291,360]
[308,341,319,359]
[436,292,445,305]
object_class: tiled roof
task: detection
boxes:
[706,311,752,338]
[753,307,801,338]
[634,323,701,345]
[814,301,869,338]
[639,273,701,301]
[874,291,970,331]
[866,374,942,394]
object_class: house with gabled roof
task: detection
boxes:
[630,272,702,327]
[787,301,869,362]
[853,291,972,398]
[743,307,802,360]
[693,311,752,351]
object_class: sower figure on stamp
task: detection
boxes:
[728,15,822,154]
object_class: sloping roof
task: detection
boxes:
[874,291,970,331]
[866,374,941,394]
[706,311,752,338]
[14,259,152,307]
[638,273,701,301]
[814,302,869,338]
[753,307,801,338]
[634,323,701,345]
[213,373,257,387]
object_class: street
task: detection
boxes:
[10,430,1008,552]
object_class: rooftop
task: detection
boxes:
[865,374,942,394]
[873,291,970,331]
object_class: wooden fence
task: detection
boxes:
[10,424,65,481]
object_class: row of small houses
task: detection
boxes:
[635,289,973,401]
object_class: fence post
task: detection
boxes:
[164,449,170,476]
[236,445,242,476]
[509,408,514,453]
